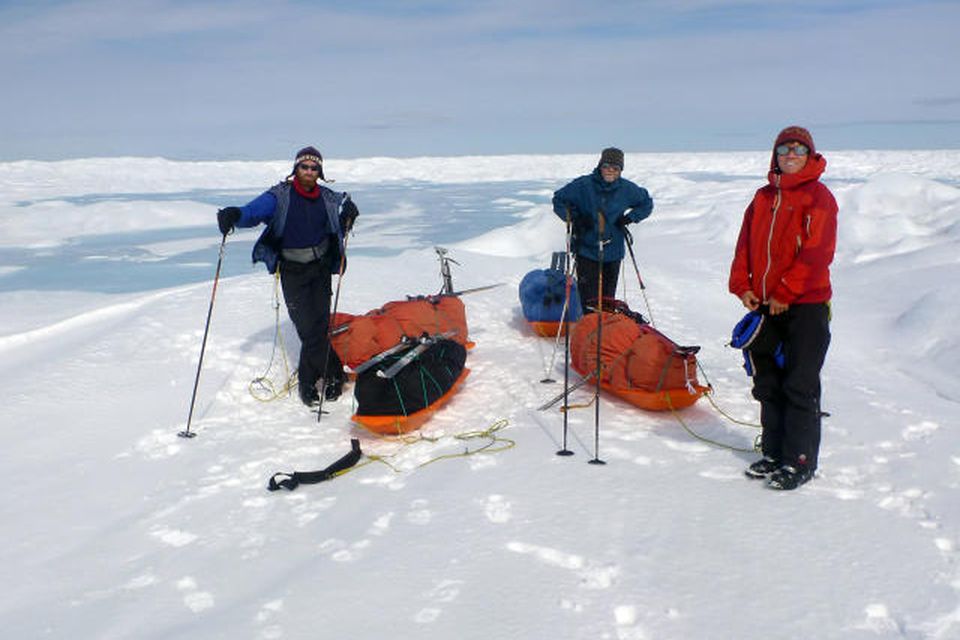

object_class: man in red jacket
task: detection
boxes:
[729,126,838,490]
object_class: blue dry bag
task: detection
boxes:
[730,310,784,376]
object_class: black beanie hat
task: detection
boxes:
[289,145,327,181]
[599,147,624,169]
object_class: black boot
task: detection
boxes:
[324,377,343,401]
[767,465,815,490]
[298,382,319,407]
[744,457,780,479]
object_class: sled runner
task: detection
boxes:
[569,299,707,411]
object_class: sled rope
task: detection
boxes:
[330,419,515,478]
[695,362,762,430]
[250,271,295,402]
[664,392,760,453]
[659,359,762,452]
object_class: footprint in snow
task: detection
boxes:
[480,494,512,523]
[176,576,214,613]
[255,598,284,626]
[406,498,433,525]
[901,420,939,442]
[413,579,464,624]
[318,538,372,562]
[614,605,651,640]
[851,603,904,635]
[369,512,394,536]
[506,541,619,590]
[151,527,197,548]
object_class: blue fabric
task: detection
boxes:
[235,182,348,274]
[731,311,765,349]
[281,190,329,249]
[732,310,785,375]
[519,267,582,323]
[552,169,653,262]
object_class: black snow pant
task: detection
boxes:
[280,259,333,395]
[575,256,620,313]
[751,302,831,470]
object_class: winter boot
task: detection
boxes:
[298,381,319,407]
[767,465,814,491]
[744,456,780,479]
[324,377,343,401]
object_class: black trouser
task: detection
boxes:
[575,256,620,313]
[751,303,831,470]
[280,259,333,392]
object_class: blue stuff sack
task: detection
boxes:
[730,310,784,376]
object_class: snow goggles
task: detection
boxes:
[775,143,809,156]
[600,162,622,170]
[298,163,321,172]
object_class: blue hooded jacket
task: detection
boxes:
[235,181,350,274]
[552,168,653,262]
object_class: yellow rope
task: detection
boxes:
[703,387,761,429]
[330,419,514,479]
[664,388,760,453]
[249,272,295,402]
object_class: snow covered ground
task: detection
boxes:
[1,150,958,639]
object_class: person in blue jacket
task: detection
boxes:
[552,147,653,313]
[216,146,359,407]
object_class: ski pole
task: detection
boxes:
[543,217,575,383]
[179,232,228,439]
[317,234,350,423]
[590,211,606,465]
[623,226,656,326]
[557,208,574,456]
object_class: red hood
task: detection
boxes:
[767,153,827,190]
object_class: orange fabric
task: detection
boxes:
[607,385,707,412]
[729,155,838,305]
[528,320,572,337]
[570,311,701,396]
[330,296,469,368]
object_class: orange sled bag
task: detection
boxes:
[570,301,707,411]
[330,295,471,369]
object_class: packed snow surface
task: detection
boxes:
[1,150,959,639]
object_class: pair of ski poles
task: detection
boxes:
[550,208,652,464]
[179,231,349,438]
[553,210,605,464]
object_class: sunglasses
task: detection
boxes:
[600,162,622,171]
[298,163,321,172]
[775,143,809,157]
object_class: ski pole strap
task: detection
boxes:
[267,439,363,491]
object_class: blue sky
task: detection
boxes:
[1,0,958,160]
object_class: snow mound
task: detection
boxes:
[453,206,563,257]
[839,173,960,263]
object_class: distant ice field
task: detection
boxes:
[3,149,958,296]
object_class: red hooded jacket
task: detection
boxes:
[729,153,838,305]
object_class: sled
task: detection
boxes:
[519,252,582,338]
[330,295,471,369]
[351,338,469,435]
[570,300,707,412]
[352,368,471,435]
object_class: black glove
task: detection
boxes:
[217,207,241,235]
[616,215,631,229]
[339,199,359,232]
